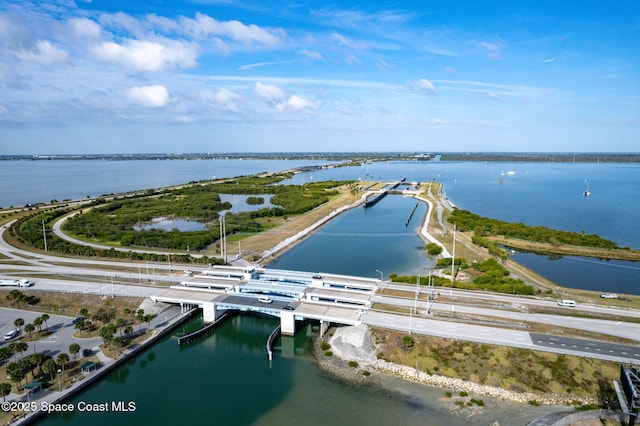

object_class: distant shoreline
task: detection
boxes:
[2,152,639,163]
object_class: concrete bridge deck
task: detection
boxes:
[151,265,378,335]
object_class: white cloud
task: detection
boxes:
[127,85,170,107]
[15,40,68,65]
[180,13,283,45]
[280,95,314,112]
[68,17,101,38]
[254,82,316,112]
[255,82,286,104]
[473,40,501,60]
[200,88,242,112]
[299,49,323,61]
[406,78,437,94]
[92,39,198,72]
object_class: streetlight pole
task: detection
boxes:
[414,273,420,315]
[42,220,48,252]
[57,369,61,392]
[375,269,383,281]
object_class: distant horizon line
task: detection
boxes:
[2,151,640,158]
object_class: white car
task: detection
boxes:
[600,293,618,299]
[4,329,19,340]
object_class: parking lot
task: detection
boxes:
[0,307,101,359]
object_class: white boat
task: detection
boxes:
[583,180,591,196]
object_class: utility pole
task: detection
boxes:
[219,214,227,264]
[451,223,456,285]
[42,220,48,252]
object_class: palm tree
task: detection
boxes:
[24,323,35,340]
[13,318,24,331]
[14,342,28,360]
[0,383,11,402]
[69,343,81,359]
[42,359,56,381]
[31,352,46,375]
[40,314,50,331]
[116,318,126,336]
[56,352,69,386]
[33,317,43,332]
[6,363,25,391]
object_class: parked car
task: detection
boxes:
[82,349,91,357]
[72,316,86,324]
[557,300,576,307]
[600,293,618,299]
[4,329,19,340]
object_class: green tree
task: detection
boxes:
[69,343,81,359]
[112,336,124,356]
[6,290,26,308]
[13,342,28,360]
[41,314,50,331]
[0,382,12,401]
[56,353,69,372]
[33,316,43,332]
[31,352,46,375]
[24,323,35,340]
[0,347,12,363]
[143,314,154,329]
[6,363,26,391]
[80,308,89,318]
[42,359,57,380]
[116,318,126,336]
[13,318,24,330]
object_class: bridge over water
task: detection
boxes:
[151,265,378,336]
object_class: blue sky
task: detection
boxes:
[0,0,638,154]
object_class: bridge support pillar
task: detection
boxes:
[280,311,295,336]
[202,302,216,323]
[320,320,329,337]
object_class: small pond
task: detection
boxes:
[133,217,209,232]
[219,194,277,213]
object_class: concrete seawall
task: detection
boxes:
[15,306,199,425]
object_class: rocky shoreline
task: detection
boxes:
[313,325,595,424]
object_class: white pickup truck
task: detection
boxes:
[0,279,35,287]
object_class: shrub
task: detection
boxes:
[320,341,331,351]
[324,351,333,357]
[426,242,443,256]
[402,335,414,348]
[362,371,370,377]
[458,391,468,397]
[348,361,358,368]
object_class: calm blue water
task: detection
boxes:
[2,158,638,292]
[269,195,432,279]
[0,159,329,208]
[284,161,640,250]
[37,315,461,426]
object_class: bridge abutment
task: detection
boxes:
[320,320,329,337]
[202,302,216,323]
[280,310,295,335]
